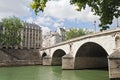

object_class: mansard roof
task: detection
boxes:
[24,22,41,29]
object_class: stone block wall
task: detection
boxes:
[108,49,120,79]
[109,59,120,79]
[62,55,74,69]
[0,49,41,66]
[43,56,52,66]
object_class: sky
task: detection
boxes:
[0,0,119,35]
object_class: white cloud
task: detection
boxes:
[0,0,32,20]
[44,0,99,22]
[44,0,75,19]
[53,22,64,28]
[35,16,54,26]
[26,0,101,34]
[26,16,51,35]
[41,26,51,35]
[26,17,34,23]
[0,0,51,35]
[109,17,120,28]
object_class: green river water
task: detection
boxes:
[0,66,109,80]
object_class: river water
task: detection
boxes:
[0,66,108,80]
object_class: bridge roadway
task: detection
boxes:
[40,27,120,70]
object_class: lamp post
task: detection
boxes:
[94,21,96,33]
[117,17,119,27]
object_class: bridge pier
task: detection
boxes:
[62,55,108,70]
[43,56,52,66]
[43,55,64,66]
[62,54,74,69]
[108,49,120,80]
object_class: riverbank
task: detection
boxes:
[0,49,41,66]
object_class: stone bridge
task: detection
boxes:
[40,28,120,70]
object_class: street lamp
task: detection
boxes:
[117,17,119,27]
[94,21,96,33]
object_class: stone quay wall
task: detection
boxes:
[0,49,41,66]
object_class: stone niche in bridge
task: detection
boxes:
[108,49,120,80]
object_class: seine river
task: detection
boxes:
[0,66,108,80]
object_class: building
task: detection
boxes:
[57,27,66,41]
[0,22,42,49]
[42,27,66,48]
[21,23,42,49]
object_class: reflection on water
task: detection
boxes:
[0,66,108,80]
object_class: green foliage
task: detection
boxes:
[1,16,24,47]
[70,0,120,30]
[30,0,48,15]
[30,0,120,31]
[65,27,93,40]
[100,25,110,31]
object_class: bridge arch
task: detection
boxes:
[41,52,47,64]
[74,42,108,69]
[42,52,47,58]
[51,49,66,66]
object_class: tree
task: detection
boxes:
[30,0,120,31]
[65,28,93,40]
[70,0,120,31]
[0,16,24,48]
[30,0,48,15]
